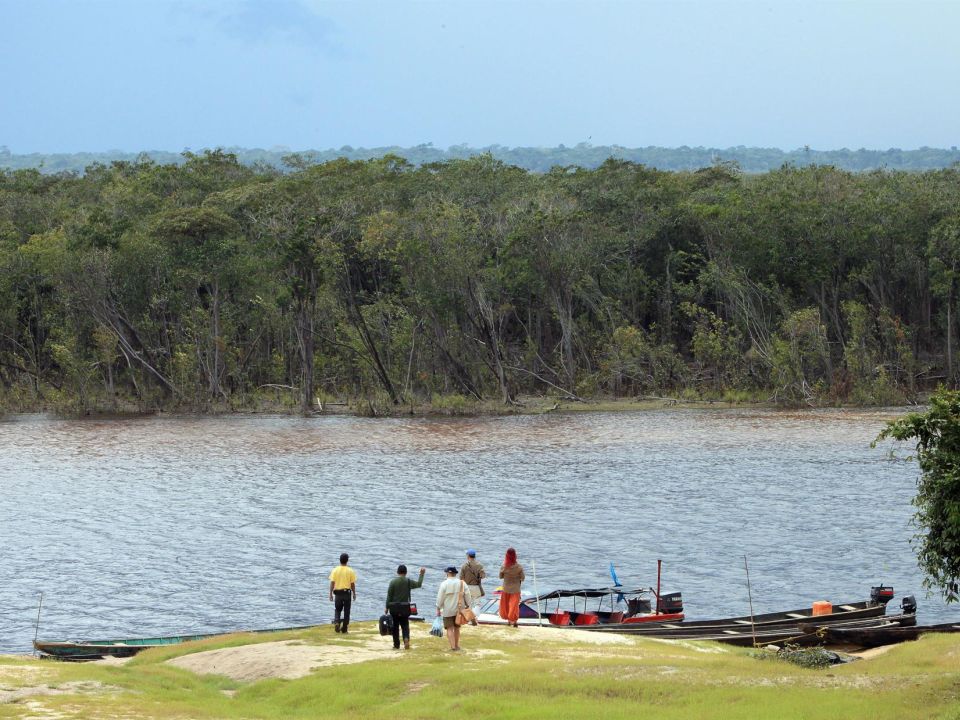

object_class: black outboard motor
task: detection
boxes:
[871,585,895,605]
[626,597,652,617]
[901,595,917,615]
[657,592,683,615]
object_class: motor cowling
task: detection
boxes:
[626,597,652,617]
[901,595,917,615]
[871,585,894,605]
[657,592,683,614]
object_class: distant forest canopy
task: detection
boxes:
[3,143,960,174]
[2,150,959,415]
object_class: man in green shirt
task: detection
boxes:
[385,565,426,650]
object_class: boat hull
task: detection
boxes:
[33,622,326,660]
[661,614,917,647]
[821,621,960,649]
[573,600,888,635]
[475,611,684,627]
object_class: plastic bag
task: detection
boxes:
[430,616,444,638]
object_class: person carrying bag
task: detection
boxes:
[456,581,477,627]
[385,565,425,650]
[436,566,467,651]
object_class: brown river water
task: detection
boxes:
[1,409,955,653]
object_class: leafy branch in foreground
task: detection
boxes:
[877,388,960,602]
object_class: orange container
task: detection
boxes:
[812,600,833,616]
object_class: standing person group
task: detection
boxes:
[326,546,523,650]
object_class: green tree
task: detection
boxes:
[929,216,960,381]
[769,308,830,405]
[877,388,960,602]
[151,206,242,401]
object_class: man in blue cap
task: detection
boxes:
[459,549,486,625]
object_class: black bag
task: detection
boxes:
[379,613,394,636]
[388,602,414,618]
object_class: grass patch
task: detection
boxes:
[1,625,959,719]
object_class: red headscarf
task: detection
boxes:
[504,547,518,567]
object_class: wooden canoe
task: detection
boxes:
[671,614,918,648]
[33,622,323,660]
[820,621,960,649]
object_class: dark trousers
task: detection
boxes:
[390,611,410,648]
[334,590,352,629]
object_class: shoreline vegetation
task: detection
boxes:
[2,622,959,719]
[3,151,958,418]
[0,393,922,421]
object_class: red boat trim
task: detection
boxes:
[622,612,685,624]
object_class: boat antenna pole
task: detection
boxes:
[656,559,662,614]
[743,555,757,647]
[532,559,542,627]
[33,592,44,655]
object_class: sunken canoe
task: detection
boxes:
[818,621,960,649]
[678,613,918,648]
[33,622,324,660]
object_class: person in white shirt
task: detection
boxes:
[436,565,467,651]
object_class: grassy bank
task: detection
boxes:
[2,622,959,719]
[0,393,763,420]
[4,390,895,421]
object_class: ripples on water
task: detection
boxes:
[0,409,953,653]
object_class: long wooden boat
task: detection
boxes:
[33,622,323,660]
[584,612,915,645]
[819,621,960,649]
[576,598,890,635]
[475,587,685,627]
[678,613,917,648]
[477,585,898,636]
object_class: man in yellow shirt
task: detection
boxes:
[329,553,357,633]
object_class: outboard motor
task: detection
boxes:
[626,597,652,618]
[901,595,917,615]
[871,585,895,605]
[657,592,683,615]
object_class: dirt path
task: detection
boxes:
[477,624,635,645]
[167,622,636,682]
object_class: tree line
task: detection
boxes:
[4,143,960,175]
[2,151,959,414]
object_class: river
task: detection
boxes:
[0,408,954,653]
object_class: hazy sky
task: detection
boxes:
[2,0,958,152]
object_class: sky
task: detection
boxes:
[1,0,958,153]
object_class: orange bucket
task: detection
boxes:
[812,600,833,616]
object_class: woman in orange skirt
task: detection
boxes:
[498,547,525,627]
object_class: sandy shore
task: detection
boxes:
[166,623,636,682]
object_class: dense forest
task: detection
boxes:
[2,150,959,414]
[4,143,960,175]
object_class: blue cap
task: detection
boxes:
[466,549,477,557]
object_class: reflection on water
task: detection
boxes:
[0,409,953,652]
